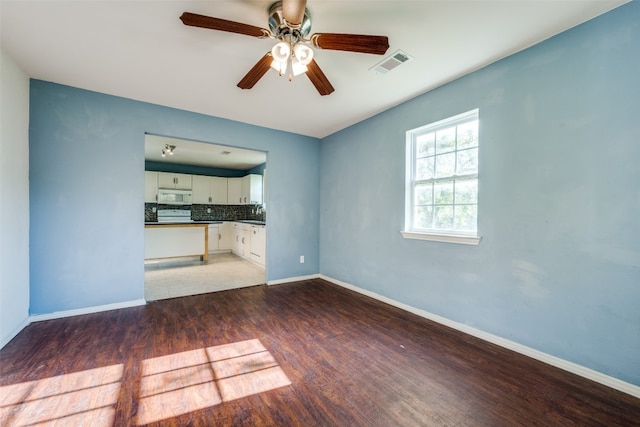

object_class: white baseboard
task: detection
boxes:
[0,316,31,350]
[29,299,147,323]
[320,274,640,399]
[268,274,320,286]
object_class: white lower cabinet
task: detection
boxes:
[207,224,219,252]
[227,222,266,265]
[218,222,233,251]
[250,225,266,266]
[232,222,248,257]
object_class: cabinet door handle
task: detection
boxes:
[218,234,221,240]
[242,237,245,244]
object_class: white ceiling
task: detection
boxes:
[145,134,266,170]
[1,0,627,140]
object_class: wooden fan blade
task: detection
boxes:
[180,12,268,38]
[306,59,335,96]
[282,0,307,25]
[311,33,390,55]
[238,53,273,90]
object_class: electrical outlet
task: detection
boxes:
[299,255,304,264]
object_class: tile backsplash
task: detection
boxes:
[145,203,265,222]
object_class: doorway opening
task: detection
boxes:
[143,134,267,300]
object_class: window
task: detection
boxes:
[402,109,480,245]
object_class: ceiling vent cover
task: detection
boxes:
[370,49,414,75]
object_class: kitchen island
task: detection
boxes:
[145,222,220,262]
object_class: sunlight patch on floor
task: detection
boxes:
[136,339,291,425]
[0,364,123,426]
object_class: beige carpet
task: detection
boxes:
[144,252,265,301]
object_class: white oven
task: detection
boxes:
[157,209,192,223]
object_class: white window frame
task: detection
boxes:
[402,109,481,245]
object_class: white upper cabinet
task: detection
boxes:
[241,174,263,205]
[151,172,262,205]
[192,175,228,204]
[158,172,192,190]
[227,177,243,205]
[144,171,158,203]
[210,177,228,204]
[191,175,209,204]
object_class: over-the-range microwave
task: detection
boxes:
[157,189,192,205]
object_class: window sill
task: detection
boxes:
[401,231,481,246]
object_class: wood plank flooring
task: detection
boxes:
[1,279,638,426]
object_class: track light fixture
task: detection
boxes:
[162,144,175,157]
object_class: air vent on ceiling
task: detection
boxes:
[369,49,414,75]
[220,151,231,155]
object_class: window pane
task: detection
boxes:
[415,183,433,205]
[454,179,478,204]
[406,109,479,236]
[416,157,434,180]
[454,205,477,231]
[434,180,454,204]
[435,126,456,154]
[457,120,478,149]
[435,152,455,178]
[456,148,478,175]
[435,205,454,229]
[414,206,433,229]
[416,132,435,157]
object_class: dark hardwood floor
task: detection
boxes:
[1,279,638,426]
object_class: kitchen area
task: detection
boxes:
[144,135,267,300]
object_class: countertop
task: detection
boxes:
[236,220,266,225]
[145,220,265,226]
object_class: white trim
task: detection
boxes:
[320,274,640,399]
[30,299,147,323]
[267,274,320,286]
[401,230,481,245]
[0,317,31,350]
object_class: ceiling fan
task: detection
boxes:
[180,0,390,96]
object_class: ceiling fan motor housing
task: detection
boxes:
[268,1,312,42]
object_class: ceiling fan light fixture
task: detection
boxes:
[271,41,290,62]
[270,59,287,76]
[291,58,308,76]
[293,43,313,65]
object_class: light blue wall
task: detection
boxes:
[0,49,30,347]
[320,3,640,385]
[29,82,320,314]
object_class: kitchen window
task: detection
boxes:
[402,109,481,245]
